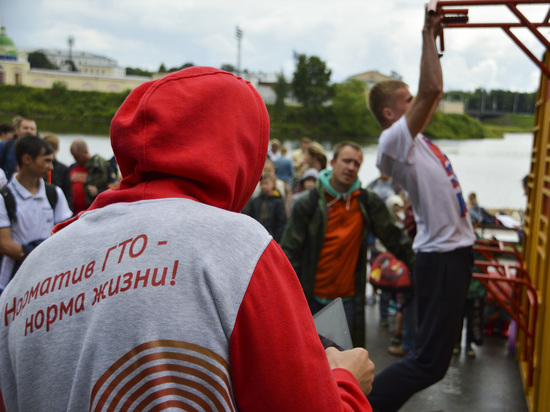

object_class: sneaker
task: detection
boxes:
[466,346,476,358]
[388,344,407,357]
[390,335,402,346]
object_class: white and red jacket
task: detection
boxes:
[0,67,371,411]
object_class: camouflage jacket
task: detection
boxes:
[84,154,110,206]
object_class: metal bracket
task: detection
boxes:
[434,0,550,80]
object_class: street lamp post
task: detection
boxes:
[68,35,75,71]
[235,26,243,76]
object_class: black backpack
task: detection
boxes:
[0,184,58,224]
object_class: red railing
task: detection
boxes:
[473,239,539,387]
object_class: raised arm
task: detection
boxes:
[405,7,444,138]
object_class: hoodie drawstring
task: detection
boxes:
[326,193,352,211]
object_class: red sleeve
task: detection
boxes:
[0,390,5,412]
[229,240,372,412]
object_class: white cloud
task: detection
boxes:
[3,0,548,91]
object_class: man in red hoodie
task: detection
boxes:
[0,67,374,411]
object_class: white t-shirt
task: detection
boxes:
[377,116,475,253]
[0,169,7,188]
[0,177,73,290]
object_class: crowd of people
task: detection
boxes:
[0,6,516,412]
[0,117,120,294]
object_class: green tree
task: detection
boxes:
[165,63,194,73]
[424,111,484,139]
[273,72,289,119]
[444,91,466,102]
[220,64,237,73]
[291,53,333,123]
[158,63,167,73]
[389,70,403,80]
[51,81,68,91]
[445,89,536,114]
[28,51,57,70]
[67,60,78,71]
[332,79,380,135]
[126,67,153,77]
[517,92,536,113]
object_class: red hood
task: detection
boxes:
[88,67,269,213]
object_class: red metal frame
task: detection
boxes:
[473,239,539,387]
[435,0,550,80]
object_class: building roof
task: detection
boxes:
[0,25,15,48]
[349,71,393,83]
[24,48,118,65]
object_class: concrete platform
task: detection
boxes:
[364,293,528,412]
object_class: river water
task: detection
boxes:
[52,132,532,211]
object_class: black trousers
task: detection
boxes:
[367,246,473,412]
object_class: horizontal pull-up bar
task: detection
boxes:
[431,0,550,79]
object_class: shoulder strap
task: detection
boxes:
[358,188,369,205]
[357,188,373,228]
[308,188,319,217]
[0,184,58,225]
[0,186,17,224]
[44,183,58,211]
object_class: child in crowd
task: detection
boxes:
[304,142,327,172]
[379,195,416,357]
[290,168,319,210]
[252,158,286,200]
[274,146,295,216]
[244,172,287,243]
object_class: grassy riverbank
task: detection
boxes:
[0,84,128,123]
[480,114,534,138]
[0,84,534,140]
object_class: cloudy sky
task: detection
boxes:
[3,0,549,93]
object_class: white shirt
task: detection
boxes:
[0,176,73,290]
[377,116,475,253]
[0,169,7,188]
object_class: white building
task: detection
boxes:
[21,47,125,76]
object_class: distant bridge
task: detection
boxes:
[465,110,532,121]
